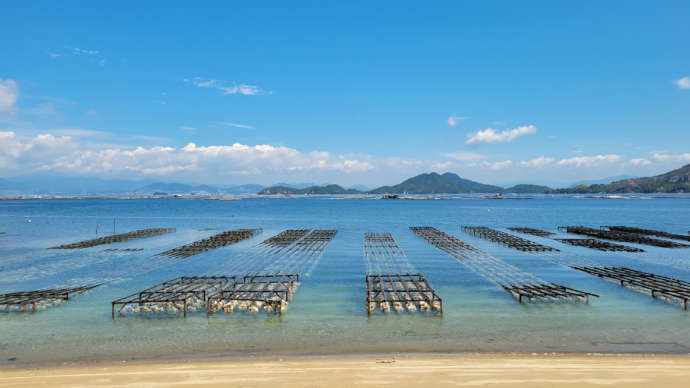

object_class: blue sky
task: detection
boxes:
[1,1,689,187]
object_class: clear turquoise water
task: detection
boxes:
[1,196,690,365]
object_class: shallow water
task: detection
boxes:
[1,196,690,365]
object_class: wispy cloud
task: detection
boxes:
[465,125,537,145]
[50,128,106,137]
[447,115,466,127]
[223,122,254,129]
[628,158,651,166]
[556,154,622,167]
[441,151,486,161]
[180,126,197,132]
[652,152,690,163]
[674,76,690,89]
[0,131,374,179]
[468,160,513,170]
[0,78,19,112]
[520,156,554,168]
[72,47,100,55]
[185,78,270,96]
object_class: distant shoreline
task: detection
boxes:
[1,193,688,201]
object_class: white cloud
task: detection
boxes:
[441,151,486,161]
[50,128,106,137]
[431,161,453,171]
[467,160,513,170]
[72,48,100,55]
[675,77,690,89]
[652,152,690,163]
[447,116,466,127]
[556,154,622,167]
[180,126,196,132]
[0,131,375,178]
[489,160,512,170]
[185,78,270,96]
[223,122,254,129]
[520,156,554,168]
[465,125,537,145]
[628,158,651,166]
[0,78,19,112]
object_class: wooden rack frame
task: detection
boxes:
[462,226,558,252]
[572,266,690,310]
[157,229,262,258]
[603,226,690,243]
[49,228,175,249]
[501,283,598,303]
[559,226,689,249]
[365,273,442,314]
[1,284,101,312]
[112,276,234,318]
[207,273,299,315]
[556,238,644,252]
[507,227,554,237]
[259,229,311,249]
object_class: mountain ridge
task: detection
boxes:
[3,164,689,196]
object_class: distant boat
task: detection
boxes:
[381,194,399,199]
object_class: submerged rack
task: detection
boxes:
[207,273,299,315]
[112,276,234,318]
[559,226,689,249]
[364,232,404,257]
[603,226,690,243]
[462,226,558,252]
[259,229,311,249]
[157,228,262,258]
[1,284,101,312]
[507,227,554,237]
[556,238,644,252]
[365,273,442,314]
[284,229,338,255]
[411,226,598,304]
[49,228,175,249]
[501,283,598,303]
[572,266,690,310]
[409,226,476,254]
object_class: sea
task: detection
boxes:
[1,195,689,365]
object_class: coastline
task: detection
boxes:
[2,353,690,387]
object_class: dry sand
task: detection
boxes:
[1,354,689,387]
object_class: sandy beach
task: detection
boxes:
[1,354,689,387]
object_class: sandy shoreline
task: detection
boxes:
[2,353,690,387]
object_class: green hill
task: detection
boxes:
[258,184,362,195]
[553,164,690,193]
[503,184,552,194]
[369,172,503,194]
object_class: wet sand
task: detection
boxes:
[1,354,690,387]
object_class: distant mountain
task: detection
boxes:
[554,164,690,193]
[568,175,637,188]
[346,184,372,191]
[225,184,265,194]
[369,172,503,194]
[259,184,362,195]
[274,182,316,189]
[136,182,265,195]
[0,175,154,195]
[135,182,222,195]
[0,176,265,196]
[503,184,552,194]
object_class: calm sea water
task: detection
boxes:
[1,196,689,365]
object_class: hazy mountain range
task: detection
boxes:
[260,164,690,195]
[1,164,688,196]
